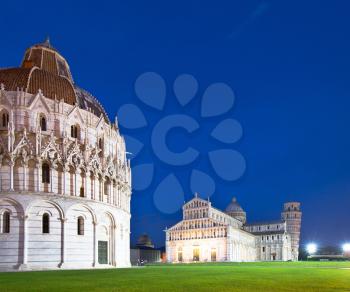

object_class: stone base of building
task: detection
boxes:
[0,261,131,272]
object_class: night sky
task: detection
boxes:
[1,0,349,249]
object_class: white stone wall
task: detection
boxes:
[255,233,292,261]
[226,227,256,262]
[167,237,228,263]
[0,198,23,268]
[0,193,131,270]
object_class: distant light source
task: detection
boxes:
[343,243,350,253]
[306,243,317,255]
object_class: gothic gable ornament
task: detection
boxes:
[95,114,106,132]
[28,91,51,114]
[66,140,84,168]
[40,132,62,162]
[12,128,34,159]
[0,89,13,107]
[67,105,85,125]
[88,147,102,172]
[105,155,116,177]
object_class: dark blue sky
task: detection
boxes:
[1,0,349,248]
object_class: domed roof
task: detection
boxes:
[0,39,110,123]
[225,197,244,213]
[136,233,154,248]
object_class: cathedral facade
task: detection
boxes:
[0,40,131,270]
[166,195,301,263]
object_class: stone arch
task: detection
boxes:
[101,211,116,228]
[25,200,64,266]
[0,207,13,216]
[96,211,116,266]
[65,203,97,266]
[37,209,53,217]
[65,203,97,224]
[25,199,64,219]
[0,197,24,215]
[0,197,25,265]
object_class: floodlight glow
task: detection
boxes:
[306,243,317,254]
[343,243,350,252]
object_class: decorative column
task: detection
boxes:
[59,218,67,268]
[74,169,80,197]
[119,185,122,208]
[23,161,28,191]
[50,164,54,193]
[111,183,115,205]
[113,224,117,266]
[36,161,41,192]
[101,177,105,202]
[18,215,29,270]
[22,215,28,264]
[84,170,89,199]
[9,159,14,191]
[109,180,112,204]
[116,184,120,207]
[93,221,98,266]
[93,174,98,201]
[120,191,123,211]
[62,167,66,195]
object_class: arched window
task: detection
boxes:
[80,186,85,197]
[77,216,84,235]
[40,115,47,131]
[42,163,50,184]
[42,213,50,234]
[2,211,10,233]
[98,138,103,150]
[1,110,9,128]
[104,180,109,196]
[71,124,79,139]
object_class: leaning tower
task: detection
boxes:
[281,202,302,261]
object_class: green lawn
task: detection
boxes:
[0,262,350,292]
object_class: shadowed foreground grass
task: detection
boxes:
[0,261,349,291]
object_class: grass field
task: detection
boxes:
[0,261,349,292]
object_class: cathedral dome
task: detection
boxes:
[0,38,110,122]
[136,234,154,248]
[225,197,243,212]
[225,197,247,224]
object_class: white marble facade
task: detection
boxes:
[0,40,131,271]
[166,195,301,263]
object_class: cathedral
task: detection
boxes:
[166,195,301,262]
[0,40,131,270]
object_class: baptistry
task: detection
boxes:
[0,39,131,270]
